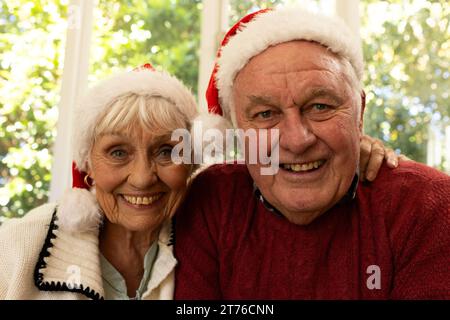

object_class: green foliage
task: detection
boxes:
[0,0,67,219]
[361,0,450,167]
[90,0,201,95]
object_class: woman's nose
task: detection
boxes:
[128,156,158,189]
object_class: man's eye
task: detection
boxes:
[110,149,127,158]
[256,110,273,119]
[312,103,329,111]
[303,103,335,121]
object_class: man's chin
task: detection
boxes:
[281,209,325,226]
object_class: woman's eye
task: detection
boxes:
[159,149,171,157]
[160,145,173,155]
[110,149,127,159]
[155,145,173,162]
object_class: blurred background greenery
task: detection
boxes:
[0,0,449,220]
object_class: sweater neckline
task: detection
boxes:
[252,174,359,232]
[252,173,359,214]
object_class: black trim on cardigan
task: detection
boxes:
[33,208,104,300]
[167,218,175,247]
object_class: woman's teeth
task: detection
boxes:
[123,194,162,205]
[282,160,325,172]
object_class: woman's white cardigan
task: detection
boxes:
[0,203,177,300]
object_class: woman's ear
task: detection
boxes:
[85,160,94,179]
[83,160,95,189]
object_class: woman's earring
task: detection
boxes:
[84,174,94,188]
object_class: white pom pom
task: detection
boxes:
[57,188,102,233]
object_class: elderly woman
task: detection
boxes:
[0,64,209,299]
[0,62,398,300]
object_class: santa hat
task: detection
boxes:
[206,6,364,125]
[58,63,227,232]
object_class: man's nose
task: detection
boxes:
[279,114,317,154]
[128,156,158,189]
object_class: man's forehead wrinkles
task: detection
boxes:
[247,95,280,107]
[263,67,336,75]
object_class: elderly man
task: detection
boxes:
[174,7,450,299]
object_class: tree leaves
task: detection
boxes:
[0,0,65,218]
[361,0,449,168]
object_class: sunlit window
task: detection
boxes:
[361,0,449,171]
[0,0,67,219]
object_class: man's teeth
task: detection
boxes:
[123,194,162,205]
[282,160,324,172]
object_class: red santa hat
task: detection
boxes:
[58,63,225,232]
[206,6,364,125]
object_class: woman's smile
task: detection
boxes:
[119,192,166,210]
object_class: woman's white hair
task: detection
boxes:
[95,94,193,136]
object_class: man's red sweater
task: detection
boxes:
[174,162,450,299]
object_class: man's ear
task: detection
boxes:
[359,90,366,133]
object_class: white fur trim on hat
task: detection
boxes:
[73,69,197,172]
[216,6,364,125]
[57,188,101,233]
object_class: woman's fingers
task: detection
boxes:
[385,148,399,168]
[364,139,385,181]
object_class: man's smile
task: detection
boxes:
[281,160,326,172]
